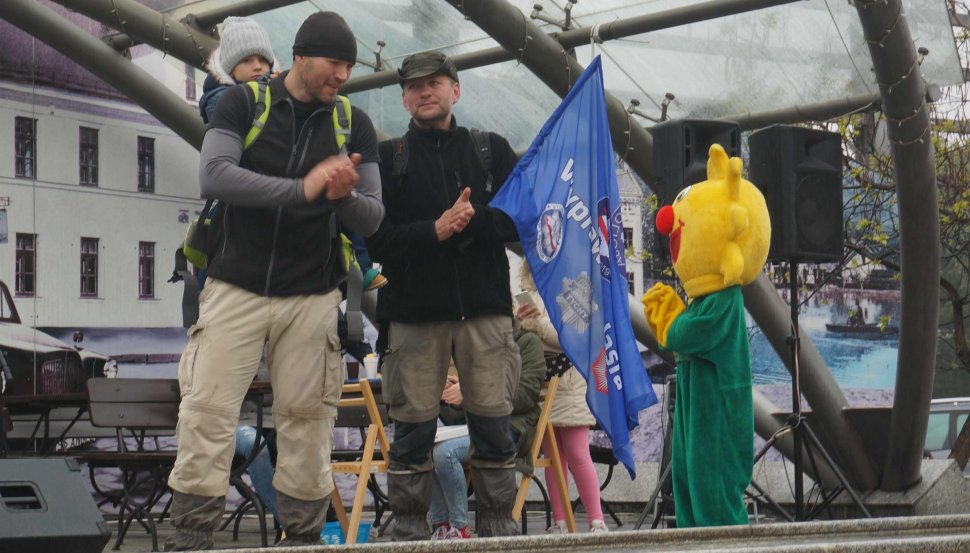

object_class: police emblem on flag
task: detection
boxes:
[536,204,564,262]
[556,272,596,334]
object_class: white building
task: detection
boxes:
[0,17,202,330]
[617,164,645,300]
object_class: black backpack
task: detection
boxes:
[389,128,493,192]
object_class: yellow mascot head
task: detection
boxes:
[655,144,771,299]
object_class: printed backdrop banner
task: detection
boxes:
[490,56,656,477]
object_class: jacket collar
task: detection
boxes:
[408,115,459,143]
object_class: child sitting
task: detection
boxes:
[199,16,278,124]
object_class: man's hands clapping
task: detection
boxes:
[435,187,475,242]
[303,153,362,202]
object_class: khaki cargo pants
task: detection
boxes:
[168,278,343,501]
[381,315,520,423]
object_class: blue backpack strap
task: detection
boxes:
[469,128,493,192]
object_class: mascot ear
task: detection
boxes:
[707,144,728,181]
[727,157,742,200]
[721,242,744,287]
[729,204,748,241]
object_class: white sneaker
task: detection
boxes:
[444,525,472,539]
[546,520,568,534]
[589,520,609,533]
[431,523,450,540]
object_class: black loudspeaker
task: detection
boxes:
[749,125,844,263]
[650,119,741,262]
[650,119,741,206]
[0,458,111,553]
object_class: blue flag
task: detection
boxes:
[490,57,657,478]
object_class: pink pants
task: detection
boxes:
[541,426,603,525]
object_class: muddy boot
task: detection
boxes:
[387,463,433,541]
[163,491,225,551]
[472,466,519,537]
[275,491,329,546]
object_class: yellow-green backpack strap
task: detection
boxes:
[333,95,352,153]
[340,232,359,272]
[243,80,271,150]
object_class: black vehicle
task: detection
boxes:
[0,280,116,398]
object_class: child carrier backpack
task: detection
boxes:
[175,80,365,338]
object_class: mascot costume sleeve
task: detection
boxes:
[642,144,770,527]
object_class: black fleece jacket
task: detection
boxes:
[202,72,381,297]
[367,118,518,323]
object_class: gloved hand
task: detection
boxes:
[641,282,686,348]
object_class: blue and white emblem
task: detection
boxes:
[536,204,565,263]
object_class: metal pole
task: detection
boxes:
[344,0,799,96]
[789,261,804,520]
[0,0,205,150]
[558,0,799,43]
[743,273,878,490]
[442,0,653,189]
[726,92,882,131]
[854,0,940,491]
[102,0,305,52]
[187,0,305,30]
[48,0,217,70]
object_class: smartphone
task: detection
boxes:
[515,291,536,307]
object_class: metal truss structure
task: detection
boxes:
[0,0,942,493]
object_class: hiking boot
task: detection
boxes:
[387,465,433,541]
[163,491,225,551]
[363,268,388,291]
[275,491,328,546]
[470,466,518,537]
[589,520,609,533]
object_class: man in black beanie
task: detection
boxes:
[165,11,383,550]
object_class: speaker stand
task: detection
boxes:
[634,375,675,530]
[753,260,872,521]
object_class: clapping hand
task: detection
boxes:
[435,188,475,241]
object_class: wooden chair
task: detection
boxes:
[511,375,576,533]
[329,379,389,545]
[78,378,181,552]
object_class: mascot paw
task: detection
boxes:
[642,283,685,347]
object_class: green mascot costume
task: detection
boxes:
[642,144,770,527]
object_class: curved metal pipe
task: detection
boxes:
[49,0,216,70]
[0,0,204,150]
[727,93,882,131]
[853,0,939,491]
[344,0,799,96]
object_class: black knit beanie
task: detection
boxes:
[292,11,357,64]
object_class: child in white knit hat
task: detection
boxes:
[199,16,278,123]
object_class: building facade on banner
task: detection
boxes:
[617,165,645,300]
[0,11,202,330]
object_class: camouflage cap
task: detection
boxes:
[398,51,459,85]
